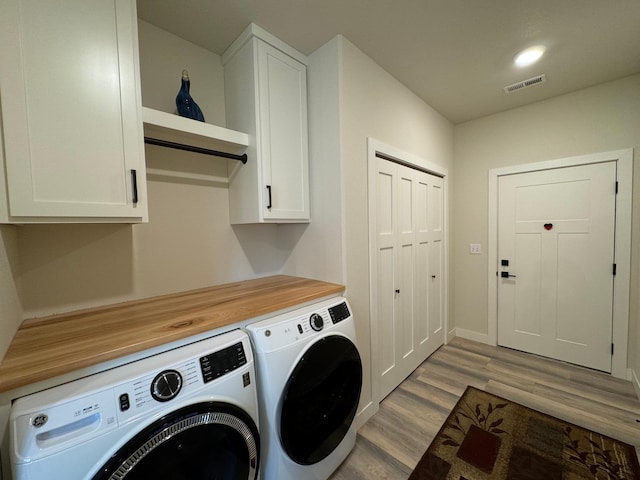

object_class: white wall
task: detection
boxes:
[0,84,23,360]
[338,37,454,418]
[0,226,21,360]
[15,23,294,319]
[281,34,456,420]
[13,30,456,424]
[282,37,344,284]
[453,74,640,381]
[137,20,226,125]
[7,21,637,457]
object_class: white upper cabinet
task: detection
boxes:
[223,24,310,224]
[0,0,147,223]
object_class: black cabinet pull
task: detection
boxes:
[266,185,272,209]
[131,169,138,204]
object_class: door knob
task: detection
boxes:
[500,271,516,278]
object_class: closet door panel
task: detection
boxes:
[374,158,445,400]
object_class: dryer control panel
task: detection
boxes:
[246,297,354,354]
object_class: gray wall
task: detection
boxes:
[453,74,640,380]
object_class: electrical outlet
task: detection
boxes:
[470,243,482,255]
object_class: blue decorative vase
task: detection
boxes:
[176,70,205,122]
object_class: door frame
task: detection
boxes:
[488,149,633,379]
[367,137,450,407]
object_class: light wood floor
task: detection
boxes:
[330,337,640,479]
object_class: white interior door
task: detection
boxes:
[376,158,444,399]
[375,158,397,398]
[497,161,617,372]
[416,170,445,361]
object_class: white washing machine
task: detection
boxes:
[9,329,260,480]
[246,297,362,480]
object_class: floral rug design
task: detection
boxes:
[409,386,640,480]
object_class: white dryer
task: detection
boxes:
[10,329,260,480]
[246,297,362,480]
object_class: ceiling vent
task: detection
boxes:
[504,74,546,94]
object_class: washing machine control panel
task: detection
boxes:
[151,370,183,402]
[199,342,247,383]
[328,302,351,324]
[118,360,200,419]
[309,313,324,331]
[10,330,254,467]
[116,343,247,420]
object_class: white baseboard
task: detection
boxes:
[452,328,489,344]
[631,368,640,401]
[355,399,377,430]
[447,327,456,343]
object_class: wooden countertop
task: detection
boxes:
[0,275,344,394]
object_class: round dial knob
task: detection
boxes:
[309,313,324,331]
[151,369,183,402]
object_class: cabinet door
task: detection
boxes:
[0,0,147,222]
[257,41,309,221]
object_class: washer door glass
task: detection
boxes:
[280,335,362,465]
[92,402,259,480]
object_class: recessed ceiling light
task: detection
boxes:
[514,45,546,67]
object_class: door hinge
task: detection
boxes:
[615,181,619,194]
[613,263,617,276]
[611,343,614,355]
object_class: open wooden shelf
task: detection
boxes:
[142,107,249,155]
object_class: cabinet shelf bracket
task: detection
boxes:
[144,137,248,164]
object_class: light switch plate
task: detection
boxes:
[470,243,482,255]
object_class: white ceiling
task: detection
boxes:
[136,0,640,124]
